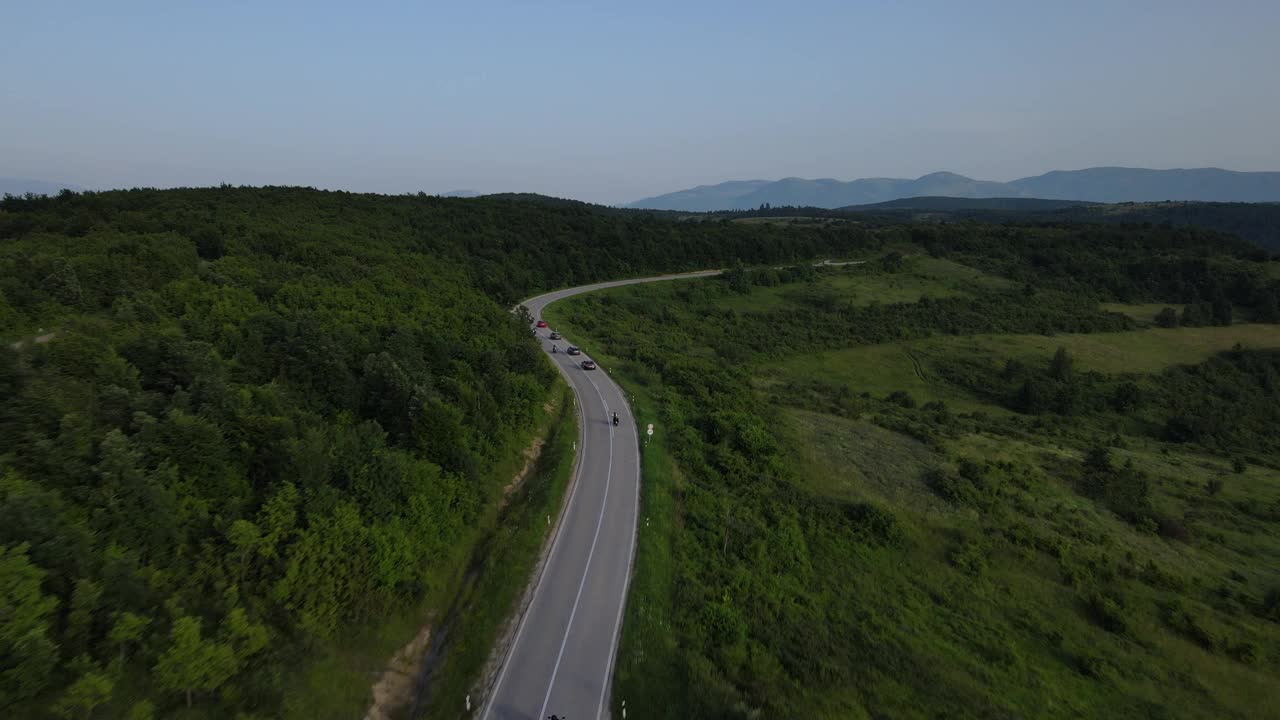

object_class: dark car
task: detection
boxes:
[566,346,581,356]
[581,360,596,370]
[549,331,561,340]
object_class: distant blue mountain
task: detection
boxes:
[628,168,1280,211]
[0,177,83,197]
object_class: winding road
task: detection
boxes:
[482,272,718,720]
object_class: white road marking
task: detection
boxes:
[537,372,614,719]
[595,383,640,720]
[480,317,591,719]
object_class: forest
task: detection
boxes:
[2,187,1278,718]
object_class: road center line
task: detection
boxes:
[537,371,614,719]
[480,309,589,719]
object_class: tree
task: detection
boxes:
[1015,377,1049,414]
[153,616,237,708]
[192,227,226,260]
[0,544,59,706]
[1259,289,1280,323]
[1211,295,1233,326]
[108,612,150,664]
[123,700,155,720]
[1048,346,1074,382]
[65,578,103,658]
[226,520,261,582]
[1181,302,1208,327]
[53,668,114,720]
[1154,307,1179,328]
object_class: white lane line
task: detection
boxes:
[480,319,590,720]
[537,372,614,719]
[594,380,640,720]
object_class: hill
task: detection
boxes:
[840,196,1096,212]
[628,167,1280,211]
[836,197,1280,253]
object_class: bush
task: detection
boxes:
[1154,307,1180,328]
[886,390,917,408]
[1085,590,1130,635]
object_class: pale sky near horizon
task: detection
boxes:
[4,0,1279,204]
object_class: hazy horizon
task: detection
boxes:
[5,0,1279,205]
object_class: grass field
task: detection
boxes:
[783,406,1280,719]
[716,255,1011,312]
[766,324,1280,411]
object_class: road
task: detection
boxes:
[482,271,719,720]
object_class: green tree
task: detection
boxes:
[226,520,261,582]
[65,578,103,658]
[153,616,236,708]
[52,668,114,720]
[108,612,150,664]
[1181,302,1208,326]
[1048,346,1074,381]
[0,544,59,705]
[1154,307,1179,328]
[256,482,299,560]
[1259,289,1280,323]
[123,700,155,720]
[1211,295,1233,325]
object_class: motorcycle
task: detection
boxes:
[612,413,619,427]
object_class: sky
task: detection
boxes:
[3,0,1279,204]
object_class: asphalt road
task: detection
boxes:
[482,271,719,720]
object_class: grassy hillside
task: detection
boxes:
[546,246,1280,719]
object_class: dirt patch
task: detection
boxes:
[499,437,546,511]
[363,620,434,720]
[8,331,56,351]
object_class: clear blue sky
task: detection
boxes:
[4,0,1278,204]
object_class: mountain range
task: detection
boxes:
[627,168,1280,211]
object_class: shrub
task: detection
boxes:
[1085,590,1130,635]
[886,390,916,408]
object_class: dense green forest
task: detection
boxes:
[545,237,1280,718]
[0,187,890,718]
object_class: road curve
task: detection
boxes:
[482,271,719,720]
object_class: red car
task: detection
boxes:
[536,320,548,328]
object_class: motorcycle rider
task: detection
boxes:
[552,344,558,353]
[612,412,619,426]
